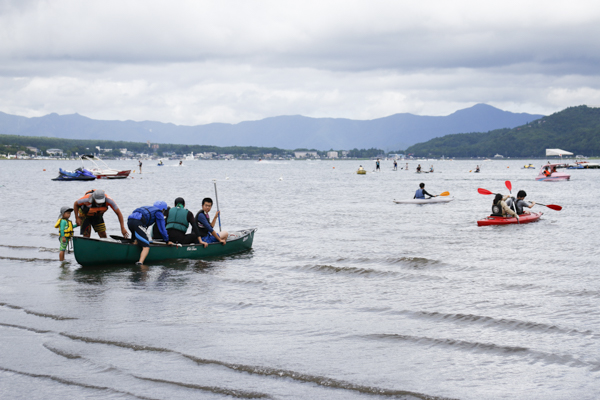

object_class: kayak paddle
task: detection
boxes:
[505,180,519,224]
[439,191,450,196]
[477,188,494,195]
[534,203,563,211]
[213,180,222,232]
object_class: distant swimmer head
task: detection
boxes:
[154,201,168,211]
[174,197,185,207]
[419,183,425,188]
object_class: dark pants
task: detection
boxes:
[167,229,199,245]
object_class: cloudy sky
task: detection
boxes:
[1,0,600,125]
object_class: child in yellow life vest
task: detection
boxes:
[55,206,77,261]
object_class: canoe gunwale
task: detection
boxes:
[73,228,257,266]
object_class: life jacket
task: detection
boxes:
[491,203,503,217]
[79,190,109,216]
[543,169,551,176]
[132,206,160,226]
[415,189,425,199]
[195,211,210,237]
[55,218,74,238]
[165,206,189,232]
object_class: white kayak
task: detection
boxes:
[393,197,454,204]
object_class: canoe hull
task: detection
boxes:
[477,212,543,226]
[73,228,256,266]
[394,197,454,204]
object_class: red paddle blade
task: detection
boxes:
[505,180,512,191]
[546,204,562,211]
[478,188,493,195]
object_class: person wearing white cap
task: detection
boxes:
[73,189,129,239]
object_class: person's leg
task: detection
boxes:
[92,214,107,238]
[59,237,67,260]
[59,250,65,261]
[80,216,92,238]
[139,247,150,264]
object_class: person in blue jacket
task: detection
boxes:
[414,183,438,199]
[195,198,228,245]
[128,201,174,265]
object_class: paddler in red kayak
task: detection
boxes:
[506,190,536,215]
[491,194,517,218]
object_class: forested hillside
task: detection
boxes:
[405,106,600,157]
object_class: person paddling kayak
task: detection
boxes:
[491,194,517,218]
[414,183,438,199]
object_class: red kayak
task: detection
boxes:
[477,212,543,226]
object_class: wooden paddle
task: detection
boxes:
[477,188,562,210]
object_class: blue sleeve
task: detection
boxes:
[196,213,214,234]
[155,212,169,241]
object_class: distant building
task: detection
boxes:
[26,146,39,154]
[294,151,319,158]
[151,144,159,150]
[327,151,339,158]
[46,148,63,156]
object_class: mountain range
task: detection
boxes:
[0,104,544,151]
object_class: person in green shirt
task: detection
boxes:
[55,206,77,261]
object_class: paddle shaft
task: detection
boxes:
[505,181,519,224]
[214,181,222,232]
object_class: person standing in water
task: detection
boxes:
[138,160,142,174]
[376,159,381,171]
[393,160,398,170]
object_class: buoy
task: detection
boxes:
[507,166,509,168]
[333,167,335,169]
[43,169,46,171]
[279,176,283,181]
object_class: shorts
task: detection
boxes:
[128,218,150,248]
[202,234,219,244]
[80,213,106,236]
[59,237,68,252]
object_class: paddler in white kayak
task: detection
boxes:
[414,183,438,199]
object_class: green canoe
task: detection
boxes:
[72,228,256,266]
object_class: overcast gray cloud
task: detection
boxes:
[1,0,600,125]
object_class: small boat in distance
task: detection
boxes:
[393,197,454,204]
[536,163,570,181]
[357,166,366,174]
[81,155,131,179]
[52,167,96,181]
[522,164,535,169]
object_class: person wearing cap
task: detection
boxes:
[55,206,77,261]
[162,197,208,247]
[127,201,174,265]
[74,189,129,239]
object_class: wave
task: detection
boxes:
[392,309,596,337]
[42,343,82,360]
[0,322,51,334]
[0,302,77,320]
[360,333,598,369]
[60,332,450,399]
[0,255,57,263]
[0,366,158,400]
[299,264,397,277]
[132,375,271,399]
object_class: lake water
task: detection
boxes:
[1,159,599,400]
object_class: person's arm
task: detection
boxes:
[114,208,130,238]
[501,201,517,217]
[211,211,220,228]
[155,213,173,245]
[73,199,83,226]
[196,212,214,234]
[59,219,67,242]
[423,189,436,198]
